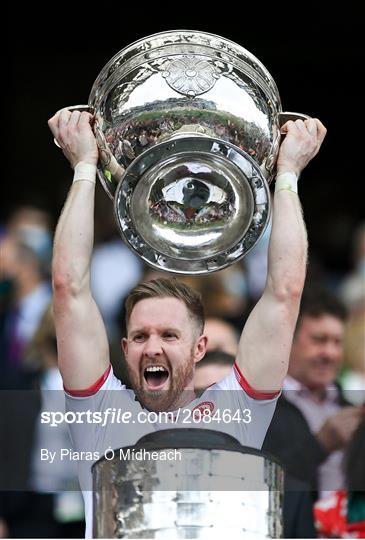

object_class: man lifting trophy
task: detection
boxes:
[49,30,326,538]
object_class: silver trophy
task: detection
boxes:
[73,30,307,274]
[92,430,284,538]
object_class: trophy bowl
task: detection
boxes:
[88,30,305,274]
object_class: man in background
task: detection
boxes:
[263,285,364,496]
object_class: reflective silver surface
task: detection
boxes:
[93,447,283,538]
[88,30,306,273]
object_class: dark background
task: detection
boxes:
[5,4,363,278]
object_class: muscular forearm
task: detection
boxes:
[265,116,326,301]
[267,188,308,300]
[53,179,96,295]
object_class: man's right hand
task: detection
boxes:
[317,406,364,453]
[48,108,99,169]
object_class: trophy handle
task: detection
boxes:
[53,105,95,147]
[279,111,310,133]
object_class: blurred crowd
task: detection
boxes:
[0,198,364,538]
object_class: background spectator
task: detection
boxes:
[263,284,364,498]
[0,206,52,384]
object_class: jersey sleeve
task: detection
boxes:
[64,363,120,396]
[206,363,280,449]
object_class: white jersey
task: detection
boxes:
[65,363,279,538]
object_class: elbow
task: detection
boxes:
[268,272,306,304]
[52,275,78,299]
[52,265,85,299]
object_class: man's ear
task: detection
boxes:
[121,337,128,357]
[194,334,208,364]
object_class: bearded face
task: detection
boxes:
[128,348,195,412]
[122,297,206,411]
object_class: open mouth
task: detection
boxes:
[143,366,169,390]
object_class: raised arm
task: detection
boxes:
[48,109,110,390]
[236,118,327,392]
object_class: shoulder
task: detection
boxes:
[212,364,280,402]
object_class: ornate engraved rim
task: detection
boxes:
[89,30,281,113]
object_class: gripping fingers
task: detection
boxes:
[305,118,318,135]
[58,108,72,128]
[69,110,81,128]
[294,119,308,134]
[307,118,327,153]
[48,110,62,139]
[79,111,95,129]
[55,108,72,147]
[314,118,327,144]
[280,119,294,134]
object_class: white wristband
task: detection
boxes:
[275,172,298,193]
[73,162,97,184]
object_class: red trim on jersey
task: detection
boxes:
[64,364,112,397]
[233,362,280,400]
